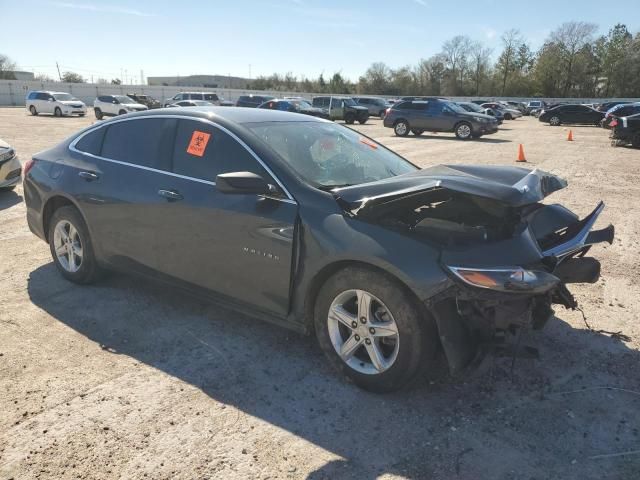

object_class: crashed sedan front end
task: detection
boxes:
[333,164,614,373]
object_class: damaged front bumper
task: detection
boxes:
[429,201,614,374]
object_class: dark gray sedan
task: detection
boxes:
[23,107,614,392]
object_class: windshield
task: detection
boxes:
[114,95,134,104]
[445,102,468,114]
[53,93,77,101]
[342,98,357,106]
[292,100,313,109]
[246,121,417,188]
[461,102,483,113]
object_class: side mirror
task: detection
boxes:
[216,171,276,195]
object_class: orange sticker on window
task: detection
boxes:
[186,130,211,157]
[359,136,378,149]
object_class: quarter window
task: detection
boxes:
[101,118,175,170]
[171,120,269,183]
[75,127,105,156]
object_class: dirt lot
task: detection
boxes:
[1,107,639,480]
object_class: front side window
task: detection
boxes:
[246,121,417,189]
[101,118,175,170]
[53,93,76,101]
[190,93,204,100]
[172,120,269,183]
[204,93,218,101]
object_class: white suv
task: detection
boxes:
[163,92,222,107]
[26,91,87,117]
[93,95,148,119]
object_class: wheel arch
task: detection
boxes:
[303,259,430,333]
[42,194,87,243]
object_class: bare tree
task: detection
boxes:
[0,54,17,80]
[550,21,598,95]
[35,73,55,82]
[470,42,492,95]
[442,35,472,93]
[496,29,523,95]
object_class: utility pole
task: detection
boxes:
[56,62,62,81]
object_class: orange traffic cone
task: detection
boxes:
[517,144,526,162]
[567,130,573,141]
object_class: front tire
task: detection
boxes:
[54,107,62,117]
[314,267,437,393]
[455,122,472,140]
[48,206,101,284]
[344,113,355,125]
[29,105,38,116]
[549,116,561,126]
[394,120,410,137]
[504,113,513,120]
[358,116,368,125]
[118,109,127,116]
[94,108,103,120]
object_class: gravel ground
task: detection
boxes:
[0,108,639,480]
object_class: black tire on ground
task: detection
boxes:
[632,133,640,149]
[48,206,102,284]
[411,129,424,136]
[454,122,473,140]
[394,120,410,137]
[550,116,561,126]
[358,116,368,125]
[118,109,127,115]
[344,113,356,125]
[504,113,512,120]
[29,105,38,116]
[94,108,103,120]
[54,107,62,117]
[314,266,438,392]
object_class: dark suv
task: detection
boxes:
[312,96,369,124]
[383,99,498,139]
[236,95,276,108]
[126,93,161,109]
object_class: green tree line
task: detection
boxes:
[249,22,640,98]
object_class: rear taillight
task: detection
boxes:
[23,158,35,176]
[610,119,618,127]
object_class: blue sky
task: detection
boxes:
[2,0,638,83]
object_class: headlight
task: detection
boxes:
[447,266,560,293]
[0,148,15,162]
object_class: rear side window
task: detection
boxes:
[172,120,268,182]
[101,118,175,170]
[75,127,105,156]
[189,93,204,100]
[204,93,219,101]
[426,102,444,114]
[28,92,37,100]
[36,92,51,100]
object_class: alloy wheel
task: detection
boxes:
[550,116,560,126]
[327,289,400,375]
[53,219,83,273]
[395,121,408,136]
[457,123,471,139]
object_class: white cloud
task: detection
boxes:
[50,2,155,17]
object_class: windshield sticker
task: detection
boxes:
[359,136,378,149]
[186,131,211,157]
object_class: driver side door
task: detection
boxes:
[153,119,298,317]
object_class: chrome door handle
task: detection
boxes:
[78,171,99,181]
[157,189,183,201]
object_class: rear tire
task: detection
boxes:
[314,267,437,393]
[54,107,62,117]
[29,105,38,116]
[358,116,368,125]
[504,113,513,120]
[394,120,410,137]
[94,108,103,120]
[48,206,102,284]
[632,133,640,149]
[549,116,561,126]
[411,129,424,136]
[344,113,355,125]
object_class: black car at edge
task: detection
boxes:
[23,107,614,392]
[538,104,604,126]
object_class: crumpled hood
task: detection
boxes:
[334,164,568,216]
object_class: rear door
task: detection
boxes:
[152,118,298,316]
[423,101,450,131]
[72,117,177,273]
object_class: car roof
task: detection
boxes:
[118,106,326,125]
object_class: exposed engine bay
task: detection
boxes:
[333,164,615,373]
